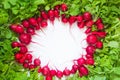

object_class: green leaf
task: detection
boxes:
[108,41,119,48]
[33,0,45,5]
[2,0,11,9]
[113,67,120,75]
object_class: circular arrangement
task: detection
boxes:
[10,3,106,80]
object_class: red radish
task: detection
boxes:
[49,17,55,24]
[11,41,20,48]
[56,70,63,79]
[85,20,94,27]
[50,70,56,76]
[29,17,38,26]
[19,33,31,44]
[46,75,52,80]
[83,12,92,21]
[72,64,78,71]
[38,67,42,73]
[19,43,25,47]
[86,34,97,44]
[37,17,42,23]
[61,3,68,12]
[86,46,96,55]
[68,16,76,26]
[19,46,28,53]
[63,68,71,76]
[62,17,68,23]
[34,58,41,66]
[23,62,29,68]
[29,64,35,70]
[10,24,17,31]
[15,53,23,60]
[77,58,86,66]
[95,18,102,24]
[86,58,94,65]
[25,54,32,60]
[78,66,88,76]
[91,31,106,38]
[22,20,30,28]
[77,21,85,28]
[79,72,83,77]
[54,10,60,18]
[41,11,48,20]
[42,65,50,76]
[26,28,35,35]
[95,41,103,49]
[54,5,60,10]
[15,25,24,34]
[96,32,107,38]
[19,56,26,64]
[71,64,78,74]
[48,10,54,18]
[96,23,104,30]
[86,54,93,59]
[85,28,92,34]
[28,59,32,63]
[41,21,48,28]
[77,15,83,22]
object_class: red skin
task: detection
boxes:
[15,25,24,34]
[29,64,35,70]
[15,53,23,60]
[54,5,60,10]
[61,3,68,12]
[29,17,38,26]
[78,66,89,76]
[26,28,35,35]
[19,46,28,53]
[68,16,76,26]
[86,58,94,65]
[96,23,104,30]
[11,41,20,48]
[83,12,92,21]
[85,20,94,27]
[54,10,60,18]
[77,21,85,28]
[85,28,92,34]
[50,70,56,76]
[41,21,48,28]
[95,18,103,25]
[56,70,63,79]
[62,17,68,23]
[10,24,17,31]
[95,41,103,49]
[42,66,50,76]
[77,15,83,22]
[86,34,98,44]
[77,58,86,66]
[86,46,96,55]
[63,68,71,76]
[23,62,29,68]
[25,54,32,60]
[22,20,30,28]
[19,33,31,44]
[34,58,41,67]
[48,10,54,18]
[45,75,52,80]
[41,11,48,20]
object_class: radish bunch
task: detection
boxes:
[10,3,106,80]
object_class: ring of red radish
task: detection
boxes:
[10,3,106,80]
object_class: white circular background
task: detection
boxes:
[27,18,88,71]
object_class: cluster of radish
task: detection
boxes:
[10,3,106,80]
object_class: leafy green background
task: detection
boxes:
[0,0,120,80]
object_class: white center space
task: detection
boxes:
[27,18,88,71]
